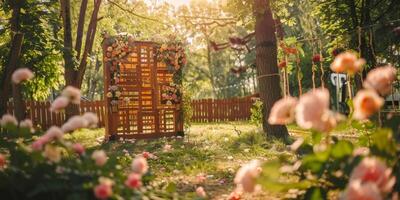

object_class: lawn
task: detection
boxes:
[65,121,366,199]
[67,122,292,199]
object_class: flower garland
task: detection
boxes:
[156,41,187,73]
[103,33,136,112]
[157,40,186,105]
[161,83,181,105]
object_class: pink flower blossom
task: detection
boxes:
[131,156,148,175]
[0,114,18,127]
[12,68,34,84]
[330,51,365,74]
[42,145,62,163]
[196,173,207,183]
[82,112,99,128]
[343,180,382,200]
[228,189,243,200]
[61,116,89,132]
[196,186,207,198]
[353,90,384,120]
[92,150,108,166]
[234,160,262,193]
[31,136,50,151]
[363,65,397,96]
[125,173,142,189]
[61,86,81,105]
[94,181,113,200]
[19,119,34,132]
[0,153,7,170]
[72,143,85,155]
[50,96,70,113]
[163,144,173,152]
[268,97,298,125]
[44,126,64,141]
[350,157,395,193]
[295,88,333,132]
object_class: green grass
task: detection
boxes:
[68,122,291,199]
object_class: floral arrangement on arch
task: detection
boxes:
[161,83,181,105]
[0,70,177,199]
[230,51,400,200]
[103,33,135,62]
[156,40,187,73]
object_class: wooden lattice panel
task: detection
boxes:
[103,39,183,140]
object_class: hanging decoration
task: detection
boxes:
[104,33,135,62]
[103,33,136,112]
[156,41,187,73]
[161,83,181,105]
[157,38,187,105]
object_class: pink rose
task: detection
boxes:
[196,186,207,198]
[12,68,34,84]
[364,65,397,96]
[44,126,64,141]
[234,160,261,193]
[344,180,382,200]
[94,183,112,200]
[72,143,85,155]
[295,88,333,132]
[350,157,395,193]
[50,96,70,113]
[61,116,89,132]
[0,114,18,127]
[131,156,148,175]
[268,97,298,125]
[196,173,207,183]
[0,153,7,169]
[124,173,142,189]
[353,90,384,120]
[163,144,173,152]
[92,150,108,166]
[31,136,50,151]
[82,112,99,128]
[19,119,34,132]
[330,51,365,74]
[61,86,81,105]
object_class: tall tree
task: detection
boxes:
[0,0,62,117]
[254,0,289,140]
[60,0,102,118]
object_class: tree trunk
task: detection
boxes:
[60,0,80,119]
[11,34,25,121]
[254,0,289,141]
[76,0,102,88]
[75,0,88,60]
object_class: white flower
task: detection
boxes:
[61,86,81,104]
[12,68,34,84]
[61,116,89,132]
[82,112,99,128]
[0,114,18,126]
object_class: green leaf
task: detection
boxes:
[331,141,353,159]
[311,131,322,144]
[304,187,326,200]
[165,182,177,193]
[370,128,396,158]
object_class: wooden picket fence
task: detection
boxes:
[191,96,255,122]
[5,97,256,129]
[6,101,106,130]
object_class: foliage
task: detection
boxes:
[250,99,263,126]
[182,85,193,130]
[0,123,178,200]
[0,0,63,100]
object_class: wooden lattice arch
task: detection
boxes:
[102,34,184,140]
